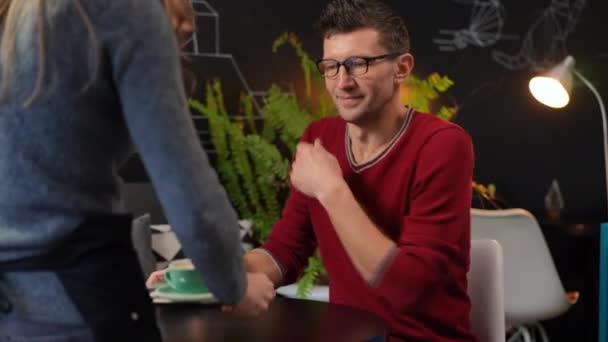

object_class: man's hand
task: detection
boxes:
[221,273,276,316]
[290,139,344,200]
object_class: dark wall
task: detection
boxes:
[121,0,608,222]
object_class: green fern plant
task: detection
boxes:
[296,250,327,298]
[190,79,314,243]
[401,73,458,121]
[272,32,335,118]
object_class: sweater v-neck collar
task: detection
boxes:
[345,106,413,174]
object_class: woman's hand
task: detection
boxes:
[146,270,166,289]
[162,0,195,44]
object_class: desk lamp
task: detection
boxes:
[529,55,607,342]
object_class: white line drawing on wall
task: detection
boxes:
[433,0,512,52]
[185,0,220,54]
[181,0,266,115]
[492,0,587,71]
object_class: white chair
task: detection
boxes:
[468,239,505,342]
[471,208,576,342]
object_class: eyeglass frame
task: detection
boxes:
[315,52,403,78]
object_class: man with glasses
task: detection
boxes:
[242,0,476,340]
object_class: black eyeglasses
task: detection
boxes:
[316,52,402,78]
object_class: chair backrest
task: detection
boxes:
[123,182,167,224]
[468,239,505,342]
[470,208,571,326]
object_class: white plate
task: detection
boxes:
[150,285,217,304]
[276,283,330,302]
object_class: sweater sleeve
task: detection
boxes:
[371,127,474,312]
[260,125,318,284]
[96,0,245,304]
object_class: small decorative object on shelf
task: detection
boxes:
[544,179,564,223]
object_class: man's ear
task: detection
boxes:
[395,53,414,84]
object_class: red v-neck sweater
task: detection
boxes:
[263,110,477,341]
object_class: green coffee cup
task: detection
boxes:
[163,259,209,294]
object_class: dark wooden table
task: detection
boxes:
[156,296,387,342]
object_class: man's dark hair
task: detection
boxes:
[316,0,410,54]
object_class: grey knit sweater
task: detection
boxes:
[0,0,245,304]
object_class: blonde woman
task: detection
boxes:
[0,0,274,340]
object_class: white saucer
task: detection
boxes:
[151,285,217,304]
[276,283,330,302]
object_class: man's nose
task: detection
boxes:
[336,66,355,89]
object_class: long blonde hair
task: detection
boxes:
[0,0,97,106]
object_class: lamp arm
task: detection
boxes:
[573,69,608,216]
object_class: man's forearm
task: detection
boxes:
[244,249,284,287]
[318,181,396,283]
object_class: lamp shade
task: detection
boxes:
[529,55,576,108]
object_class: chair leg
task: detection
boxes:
[533,323,550,342]
[521,326,533,342]
[507,327,520,342]
[508,326,533,342]
[506,326,522,342]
